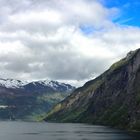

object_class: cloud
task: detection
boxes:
[0,0,140,86]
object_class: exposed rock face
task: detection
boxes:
[45,49,140,130]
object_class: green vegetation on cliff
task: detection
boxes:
[45,49,140,131]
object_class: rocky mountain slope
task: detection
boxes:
[0,79,75,120]
[45,49,140,130]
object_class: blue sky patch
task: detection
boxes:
[80,25,95,35]
[102,0,140,27]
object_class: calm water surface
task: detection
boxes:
[0,121,139,140]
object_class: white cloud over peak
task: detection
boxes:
[0,0,140,87]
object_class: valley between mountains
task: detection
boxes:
[0,79,75,120]
[0,49,140,131]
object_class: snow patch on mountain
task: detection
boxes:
[0,78,75,92]
[31,80,75,91]
[0,79,28,88]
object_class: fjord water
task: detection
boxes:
[0,121,139,140]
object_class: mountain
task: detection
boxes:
[0,79,74,93]
[0,78,28,88]
[23,80,74,94]
[0,79,75,121]
[45,48,140,131]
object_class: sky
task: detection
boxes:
[0,0,140,87]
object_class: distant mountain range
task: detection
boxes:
[45,48,140,131]
[0,79,74,92]
[0,79,75,120]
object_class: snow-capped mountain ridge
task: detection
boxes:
[28,80,75,92]
[0,78,75,92]
[0,78,28,88]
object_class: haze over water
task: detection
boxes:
[0,121,139,140]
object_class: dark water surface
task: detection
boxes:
[0,121,139,140]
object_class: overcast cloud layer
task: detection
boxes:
[0,0,140,86]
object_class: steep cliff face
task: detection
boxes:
[45,49,140,130]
